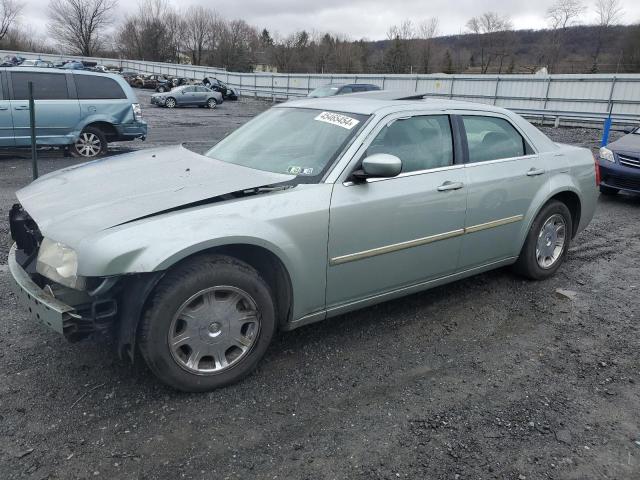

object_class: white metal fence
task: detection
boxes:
[5,49,640,127]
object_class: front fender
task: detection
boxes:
[76,185,333,320]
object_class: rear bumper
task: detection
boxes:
[599,161,640,193]
[114,120,147,141]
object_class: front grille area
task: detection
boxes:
[618,154,640,169]
[9,204,42,257]
[603,174,640,191]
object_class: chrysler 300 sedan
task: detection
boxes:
[8,93,598,391]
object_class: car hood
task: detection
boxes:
[607,132,640,153]
[16,145,294,245]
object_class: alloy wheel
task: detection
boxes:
[166,98,176,108]
[74,132,102,158]
[168,286,261,375]
[536,214,567,269]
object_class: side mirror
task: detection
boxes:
[352,154,402,181]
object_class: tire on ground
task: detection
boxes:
[513,200,573,281]
[70,126,108,159]
[138,254,276,392]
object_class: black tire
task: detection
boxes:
[157,86,166,93]
[138,254,276,392]
[206,97,218,109]
[599,185,619,196]
[165,97,177,108]
[70,126,108,159]
[513,200,573,280]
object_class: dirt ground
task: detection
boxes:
[0,90,638,480]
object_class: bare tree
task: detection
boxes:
[182,5,217,66]
[48,0,118,56]
[417,18,439,73]
[0,0,21,42]
[544,0,585,72]
[466,12,513,73]
[547,0,585,29]
[591,0,624,71]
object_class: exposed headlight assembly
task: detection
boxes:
[599,147,615,163]
[36,238,84,290]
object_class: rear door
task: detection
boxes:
[9,71,80,146]
[456,113,549,268]
[74,73,128,124]
[0,71,14,146]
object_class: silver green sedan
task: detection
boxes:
[8,93,598,391]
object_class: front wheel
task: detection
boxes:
[207,98,218,109]
[138,255,276,392]
[157,86,166,93]
[165,97,177,108]
[513,200,573,280]
[71,126,107,158]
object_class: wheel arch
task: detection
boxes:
[83,121,118,141]
[548,190,581,238]
[117,242,295,361]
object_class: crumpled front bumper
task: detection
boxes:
[8,244,79,335]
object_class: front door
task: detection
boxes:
[457,114,550,268]
[327,114,468,309]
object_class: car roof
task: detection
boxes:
[282,90,512,116]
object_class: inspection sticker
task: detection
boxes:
[314,111,360,130]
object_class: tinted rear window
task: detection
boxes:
[75,75,126,100]
[11,72,69,100]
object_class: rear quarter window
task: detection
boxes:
[75,75,127,100]
[11,72,69,100]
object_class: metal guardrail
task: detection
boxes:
[4,49,640,128]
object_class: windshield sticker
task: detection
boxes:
[314,111,360,130]
[287,166,315,176]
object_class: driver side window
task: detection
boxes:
[366,115,454,173]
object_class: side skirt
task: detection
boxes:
[285,257,517,330]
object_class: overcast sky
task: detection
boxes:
[19,0,640,42]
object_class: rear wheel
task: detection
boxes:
[71,126,107,159]
[207,98,218,109]
[138,255,276,392]
[599,185,619,196]
[157,86,166,93]
[165,97,177,108]
[513,200,573,280]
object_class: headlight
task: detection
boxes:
[599,147,615,163]
[36,238,84,289]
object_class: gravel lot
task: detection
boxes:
[0,90,638,480]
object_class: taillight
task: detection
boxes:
[593,152,601,185]
[132,103,142,120]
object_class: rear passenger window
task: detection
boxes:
[75,75,126,99]
[462,116,531,163]
[366,115,453,173]
[11,72,69,100]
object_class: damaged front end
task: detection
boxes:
[8,204,161,357]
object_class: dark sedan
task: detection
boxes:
[598,126,640,195]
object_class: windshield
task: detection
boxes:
[308,85,340,98]
[205,107,368,179]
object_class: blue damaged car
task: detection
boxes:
[0,67,147,158]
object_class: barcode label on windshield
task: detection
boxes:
[314,112,360,130]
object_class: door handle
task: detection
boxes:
[437,181,464,192]
[14,105,29,110]
[526,168,546,177]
